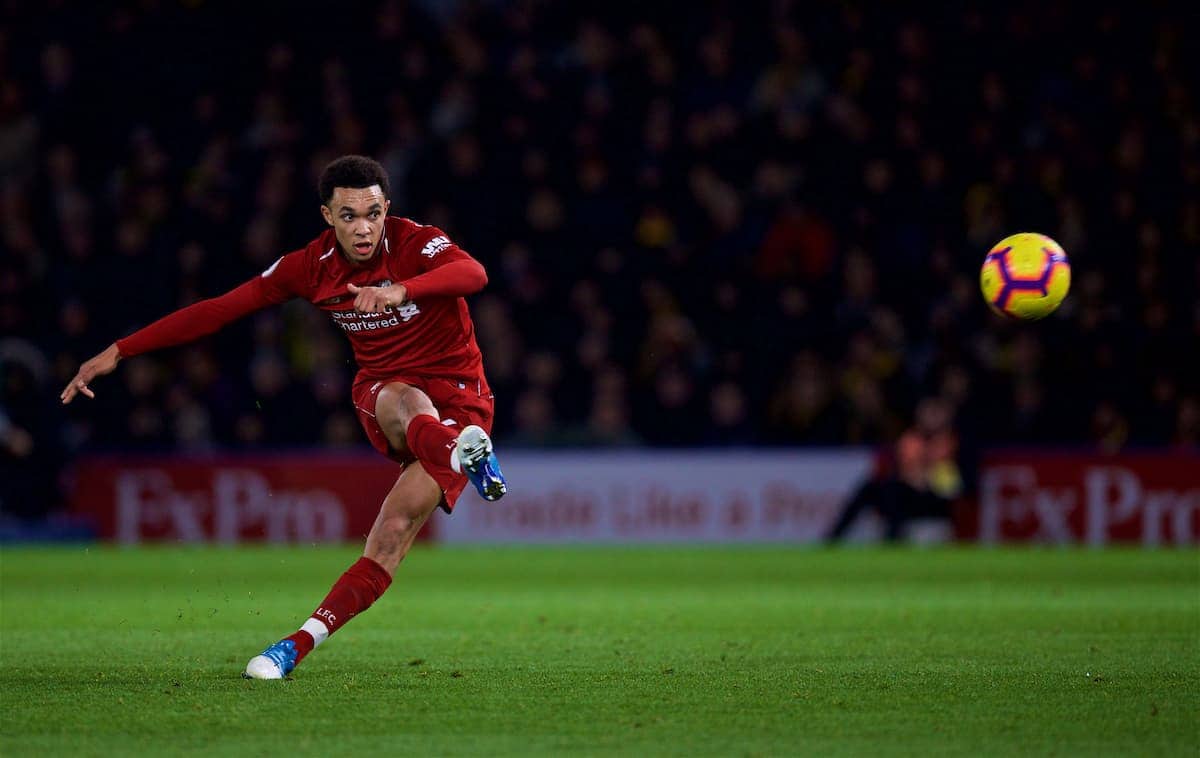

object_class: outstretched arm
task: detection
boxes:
[113,277,276,358]
[60,274,286,405]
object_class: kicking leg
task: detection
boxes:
[244,464,442,679]
[376,382,506,502]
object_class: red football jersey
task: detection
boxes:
[116,217,488,379]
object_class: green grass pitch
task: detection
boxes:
[1,545,1197,756]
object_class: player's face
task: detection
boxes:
[321,185,391,264]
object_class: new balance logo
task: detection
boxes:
[420,235,452,258]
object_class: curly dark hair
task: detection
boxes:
[318,155,390,205]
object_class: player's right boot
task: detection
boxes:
[243,639,298,680]
[457,424,507,501]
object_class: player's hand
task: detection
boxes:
[347,282,408,313]
[60,343,121,404]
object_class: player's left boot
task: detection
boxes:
[457,424,507,501]
[243,639,298,680]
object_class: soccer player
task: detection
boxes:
[60,155,507,679]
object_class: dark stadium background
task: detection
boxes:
[1,1,1197,521]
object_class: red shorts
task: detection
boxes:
[352,371,495,512]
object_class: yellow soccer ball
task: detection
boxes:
[979,232,1071,320]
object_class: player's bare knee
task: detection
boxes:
[364,512,421,570]
[369,516,409,546]
[382,512,419,539]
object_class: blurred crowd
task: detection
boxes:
[2,1,1198,515]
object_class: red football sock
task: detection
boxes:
[285,556,392,664]
[406,413,459,473]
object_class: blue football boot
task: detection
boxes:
[457,425,507,501]
[243,639,298,680]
